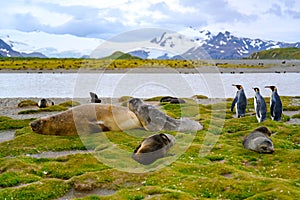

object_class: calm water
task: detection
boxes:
[0,72,299,98]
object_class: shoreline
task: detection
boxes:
[0,66,299,74]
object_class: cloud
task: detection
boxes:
[0,0,299,42]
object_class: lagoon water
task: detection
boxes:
[0,72,299,98]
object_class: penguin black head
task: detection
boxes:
[253,87,260,92]
[265,86,277,92]
[232,84,243,90]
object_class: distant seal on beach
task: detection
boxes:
[160,96,186,104]
[90,92,101,103]
[132,133,175,165]
[243,126,274,154]
[38,98,54,108]
[30,104,142,136]
[128,98,203,132]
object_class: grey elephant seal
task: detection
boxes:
[160,96,185,104]
[38,98,55,108]
[243,126,274,154]
[132,133,175,165]
[128,98,203,132]
[30,104,142,136]
[90,92,101,103]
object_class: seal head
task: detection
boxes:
[132,133,175,165]
[128,98,203,132]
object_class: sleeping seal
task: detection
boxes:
[30,104,142,136]
[160,96,186,104]
[38,98,55,108]
[132,133,175,165]
[243,126,274,154]
[128,98,203,132]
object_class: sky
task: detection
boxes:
[1,0,300,42]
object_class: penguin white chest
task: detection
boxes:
[254,97,260,122]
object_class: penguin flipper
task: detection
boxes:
[256,99,261,118]
[270,100,275,118]
[231,96,238,112]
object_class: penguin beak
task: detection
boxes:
[265,86,271,88]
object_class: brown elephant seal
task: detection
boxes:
[128,98,203,132]
[243,126,274,154]
[132,133,175,165]
[38,98,55,108]
[30,104,142,136]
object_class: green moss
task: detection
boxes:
[0,179,70,200]
[0,97,300,199]
[0,115,12,122]
[18,100,38,107]
[58,100,81,107]
[18,105,68,114]
[192,94,209,99]
[291,113,300,118]
[0,118,34,131]
[0,171,40,187]
[0,127,86,157]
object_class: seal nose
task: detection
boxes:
[30,120,41,132]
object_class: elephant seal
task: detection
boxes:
[30,104,142,136]
[243,126,274,154]
[160,96,185,104]
[38,98,55,108]
[132,133,175,165]
[90,92,101,103]
[128,98,203,132]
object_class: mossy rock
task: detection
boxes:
[291,113,300,119]
[17,100,37,107]
[192,94,209,99]
[118,96,133,103]
[18,105,68,114]
[58,100,80,107]
[0,116,13,122]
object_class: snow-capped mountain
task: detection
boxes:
[129,27,300,59]
[1,27,300,59]
[0,38,46,58]
[0,29,104,58]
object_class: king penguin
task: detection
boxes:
[265,86,282,121]
[231,84,247,118]
[253,87,267,122]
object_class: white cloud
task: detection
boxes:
[0,0,299,42]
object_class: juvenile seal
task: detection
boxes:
[243,126,274,154]
[128,98,203,132]
[38,98,55,108]
[132,133,175,165]
[30,104,142,136]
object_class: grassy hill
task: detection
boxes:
[102,51,142,60]
[249,47,300,59]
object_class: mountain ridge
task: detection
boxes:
[1,28,299,59]
[129,27,300,59]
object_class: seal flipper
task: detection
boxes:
[87,121,110,132]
